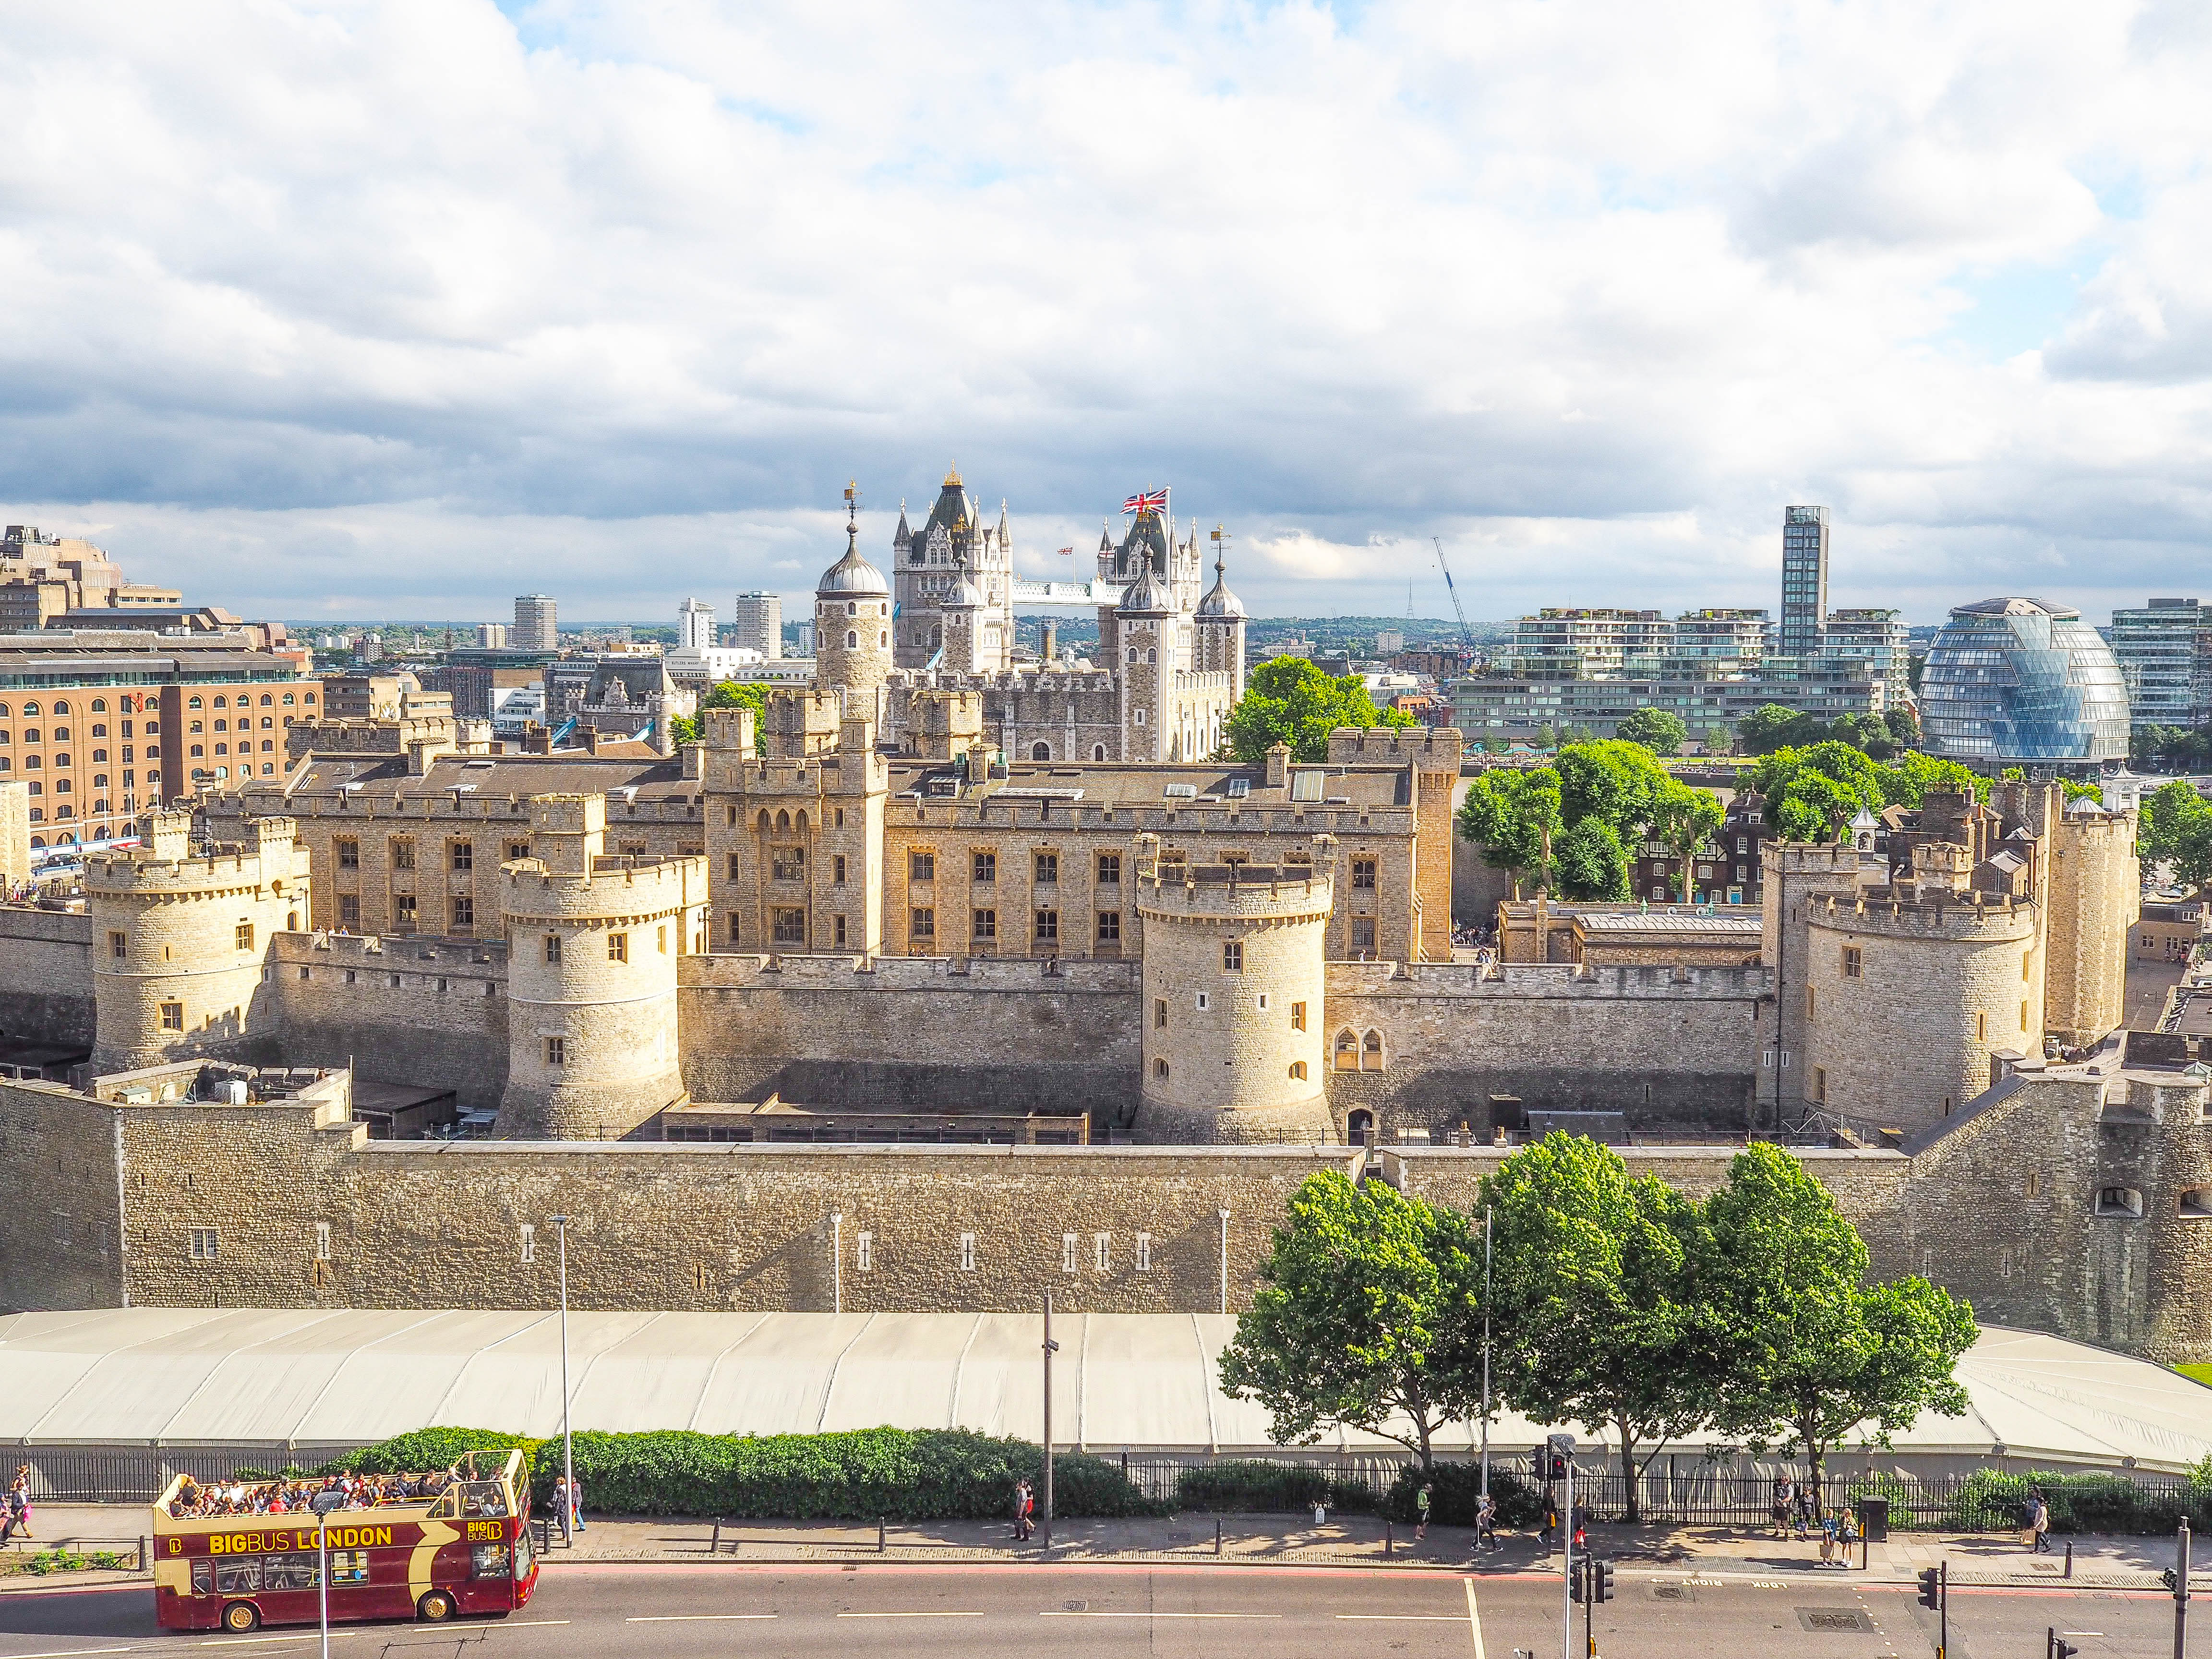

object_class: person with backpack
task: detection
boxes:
[1476,1491,1499,1553]
[1414,1481,1434,1543]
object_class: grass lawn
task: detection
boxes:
[2176,1363,2212,1388]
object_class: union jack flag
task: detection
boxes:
[1121,488,1168,515]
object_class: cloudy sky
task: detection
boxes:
[4,0,2211,626]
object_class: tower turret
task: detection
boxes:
[1133,836,1336,1144]
[816,482,892,721]
[494,794,709,1139]
[1195,526,1248,703]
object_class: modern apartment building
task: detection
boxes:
[475,623,507,649]
[1780,505,1829,657]
[2109,598,2211,733]
[677,598,718,650]
[731,591,782,659]
[1818,608,1911,705]
[1451,659,1886,745]
[512,594,558,652]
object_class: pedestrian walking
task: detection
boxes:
[2029,1492,2051,1554]
[1791,1482,1811,1540]
[1476,1492,1499,1553]
[1769,1478,1789,1539]
[2,1471,32,1545]
[1818,1512,1837,1565]
[570,1474,586,1533]
[1538,1498,1557,1552]
[1011,1478,1034,1541]
[1571,1511,1586,1555]
[1414,1481,1433,1543]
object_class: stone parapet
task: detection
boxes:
[501,855,706,923]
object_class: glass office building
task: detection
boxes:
[1779,506,1829,657]
[1920,597,2130,765]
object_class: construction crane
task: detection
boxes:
[1432,536,1475,658]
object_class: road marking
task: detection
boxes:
[837,1611,985,1617]
[1041,1611,1281,1618]
[1466,1577,1486,1659]
[0,1648,138,1659]
[187,1621,567,1647]
[1337,1613,1470,1619]
[626,1614,778,1622]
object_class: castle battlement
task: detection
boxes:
[679,950,1138,992]
[500,854,706,922]
[1323,959,1775,998]
[1135,863,1334,925]
[1805,890,2038,941]
[269,931,508,969]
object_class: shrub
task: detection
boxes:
[1381,1462,1542,1527]
[1172,1461,1377,1514]
[330,1426,1163,1520]
[1846,1472,1920,1532]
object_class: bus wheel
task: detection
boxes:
[221,1601,261,1633]
[417,1589,457,1623]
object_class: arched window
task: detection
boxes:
[1031,742,1051,761]
[1334,1030,1360,1070]
[1127,647,1137,664]
[1147,649,1156,664]
[1154,1058,1169,1079]
[1289,1061,1308,1081]
[846,601,857,617]
[262,762,275,775]
[52,699,68,714]
[846,630,858,649]
[288,911,301,931]
[282,692,295,705]
[776,809,790,830]
[1346,1108,1374,1144]
[260,694,273,706]
[793,809,808,830]
[757,810,771,830]
[1362,1030,1385,1069]
[20,701,36,715]
[1092,744,1106,761]
[879,630,888,648]
[186,697,201,710]
[212,696,226,709]
[90,698,106,712]
[27,835,41,848]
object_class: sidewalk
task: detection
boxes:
[3,1505,2188,1591]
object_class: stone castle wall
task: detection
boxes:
[263,933,509,1112]
[0,908,94,1050]
[675,952,1146,1125]
[1323,960,1776,1137]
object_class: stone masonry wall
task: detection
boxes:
[676,952,1146,1127]
[264,933,508,1112]
[1324,961,1775,1138]
[0,908,94,1050]
[0,1079,124,1309]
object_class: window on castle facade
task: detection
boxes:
[833,854,846,885]
[1812,1067,1826,1102]
[1974,1011,1988,1042]
[856,1231,874,1272]
[1291,1001,1306,1031]
[520,1224,536,1262]
[1841,946,1862,978]
[452,896,474,930]
[109,930,126,960]
[772,908,806,944]
[1094,1233,1111,1272]
[315,1221,331,1261]
[1062,1233,1079,1273]
[393,895,416,931]
[450,841,473,871]
[1035,908,1058,943]
[1350,917,1376,954]
[1154,1057,1169,1078]
[1351,857,1376,889]
[608,932,628,963]
[389,837,414,869]
[1135,1232,1151,1273]
[189,1227,218,1261]
[1154,997,1167,1029]
[159,1002,183,1032]
[337,896,359,930]
[544,1036,566,1067]
[336,838,360,870]
[1222,940,1242,971]
[959,1233,975,1271]
[973,908,996,941]
[1096,910,1121,943]
[771,845,804,881]
[545,934,562,963]
[973,850,995,882]
[910,850,935,882]
[1096,853,1120,884]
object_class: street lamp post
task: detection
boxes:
[1042,1294,1060,1552]
[1480,1207,1492,1504]
[551,1213,574,1543]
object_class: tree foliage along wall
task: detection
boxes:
[1737,704,1921,759]
[1223,655,1413,763]
[1226,1138,1977,1515]
[1747,742,1979,842]
[1455,740,1724,901]
[668,679,768,747]
[2140,778,2212,892]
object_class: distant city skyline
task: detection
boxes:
[6,5,2210,626]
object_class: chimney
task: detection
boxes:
[1266,743,1291,790]
[1041,619,1058,663]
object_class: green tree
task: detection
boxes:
[1219,1171,1484,1470]
[1649,780,1726,902]
[1749,742,1889,840]
[1555,740,1673,839]
[1883,706,1921,749]
[1883,750,1977,808]
[1480,1134,1716,1520]
[2141,779,2212,891]
[1456,768,1565,897]
[1736,704,1807,756]
[1554,816,1631,901]
[668,679,768,746]
[1702,1145,1977,1511]
[1223,657,1413,763]
[1615,708,1687,756]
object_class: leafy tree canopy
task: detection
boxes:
[1219,1171,1484,1469]
[669,680,768,746]
[1459,741,1720,900]
[1614,707,1687,755]
[2141,779,2212,891]
[1456,767,1565,898]
[1701,1144,1976,1508]
[1224,656,1413,763]
[1749,743,1978,841]
[1479,1133,1714,1519]
[1737,703,1920,760]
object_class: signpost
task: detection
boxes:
[1548,1432,1576,1659]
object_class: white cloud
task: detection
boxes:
[1,0,2210,625]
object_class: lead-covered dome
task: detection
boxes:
[816,526,889,598]
[1920,597,2129,765]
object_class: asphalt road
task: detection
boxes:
[0,1563,2184,1659]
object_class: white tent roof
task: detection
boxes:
[0,1310,2206,1471]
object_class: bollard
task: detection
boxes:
[1214,1518,1223,1556]
[2065,1539,2074,1578]
[711,1518,721,1556]
[139,1536,147,1573]
[1385,1520,1393,1556]
[878,1517,887,1554]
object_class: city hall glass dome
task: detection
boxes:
[1919,597,2129,764]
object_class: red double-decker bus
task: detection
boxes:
[151,1450,538,1634]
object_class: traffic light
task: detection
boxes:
[1917,1567,1942,1609]
[2053,1639,2079,1659]
[1591,1561,1614,1603]
[1547,1452,1570,1480]
[1570,1567,1584,1603]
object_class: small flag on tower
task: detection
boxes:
[1121,489,1168,515]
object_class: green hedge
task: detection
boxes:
[1939,1469,2212,1536]
[1381,1463,1543,1527]
[331,1426,1166,1521]
[1172,1460,1377,1514]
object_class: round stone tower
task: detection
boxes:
[1132,835,1335,1144]
[2044,799,2140,1048]
[816,493,892,720]
[85,809,311,1075]
[1801,880,2041,1134]
[494,794,707,1140]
